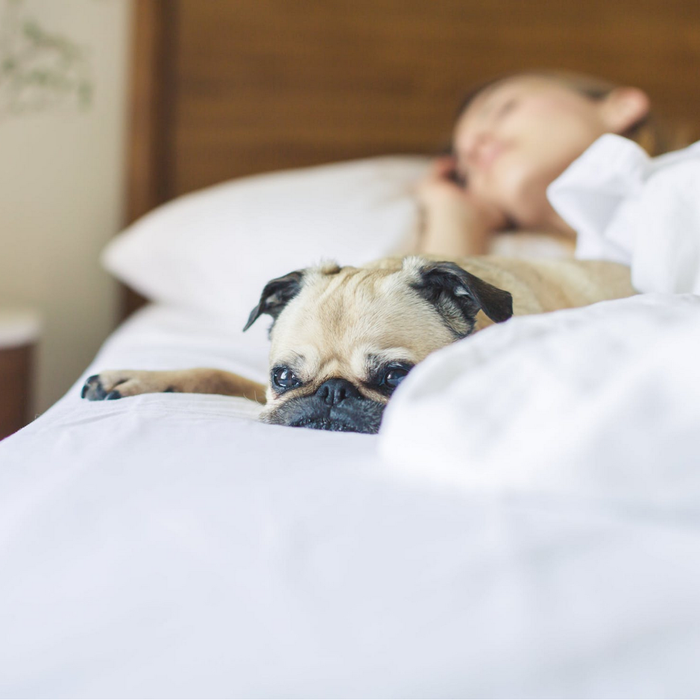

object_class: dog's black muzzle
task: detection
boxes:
[262,378,385,434]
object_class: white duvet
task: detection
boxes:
[380,294,700,500]
[548,134,700,294]
[1,295,700,698]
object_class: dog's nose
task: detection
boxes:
[316,378,362,406]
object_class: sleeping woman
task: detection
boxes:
[415,70,700,294]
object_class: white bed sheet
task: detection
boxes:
[1,303,699,698]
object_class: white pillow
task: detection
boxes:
[103,156,430,321]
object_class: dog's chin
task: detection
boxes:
[261,395,385,434]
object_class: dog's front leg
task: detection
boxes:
[81,369,267,403]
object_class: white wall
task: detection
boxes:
[0,0,132,413]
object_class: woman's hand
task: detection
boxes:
[415,156,508,256]
[415,155,467,205]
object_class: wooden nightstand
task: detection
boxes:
[0,310,41,440]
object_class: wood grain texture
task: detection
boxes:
[0,344,33,440]
[126,0,176,222]
[167,0,700,195]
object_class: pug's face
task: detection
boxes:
[243,257,513,434]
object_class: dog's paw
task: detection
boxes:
[80,370,173,401]
[81,372,123,400]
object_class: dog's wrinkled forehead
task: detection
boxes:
[243,256,513,375]
[269,259,458,362]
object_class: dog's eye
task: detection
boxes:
[382,365,412,389]
[272,366,301,390]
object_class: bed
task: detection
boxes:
[2,2,700,697]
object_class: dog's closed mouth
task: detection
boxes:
[262,396,385,434]
[290,416,363,433]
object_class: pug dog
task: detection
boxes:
[82,255,635,433]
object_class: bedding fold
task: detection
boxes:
[379,294,700,506]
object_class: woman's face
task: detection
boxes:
[452,76,620,229]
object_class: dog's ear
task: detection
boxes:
[411,260,513,337]
[243,270,305,332]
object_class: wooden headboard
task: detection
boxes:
[124,0,700,313]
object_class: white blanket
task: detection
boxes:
[2,303,700,697]
[379,294,700,500]
[548,134,700,294]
